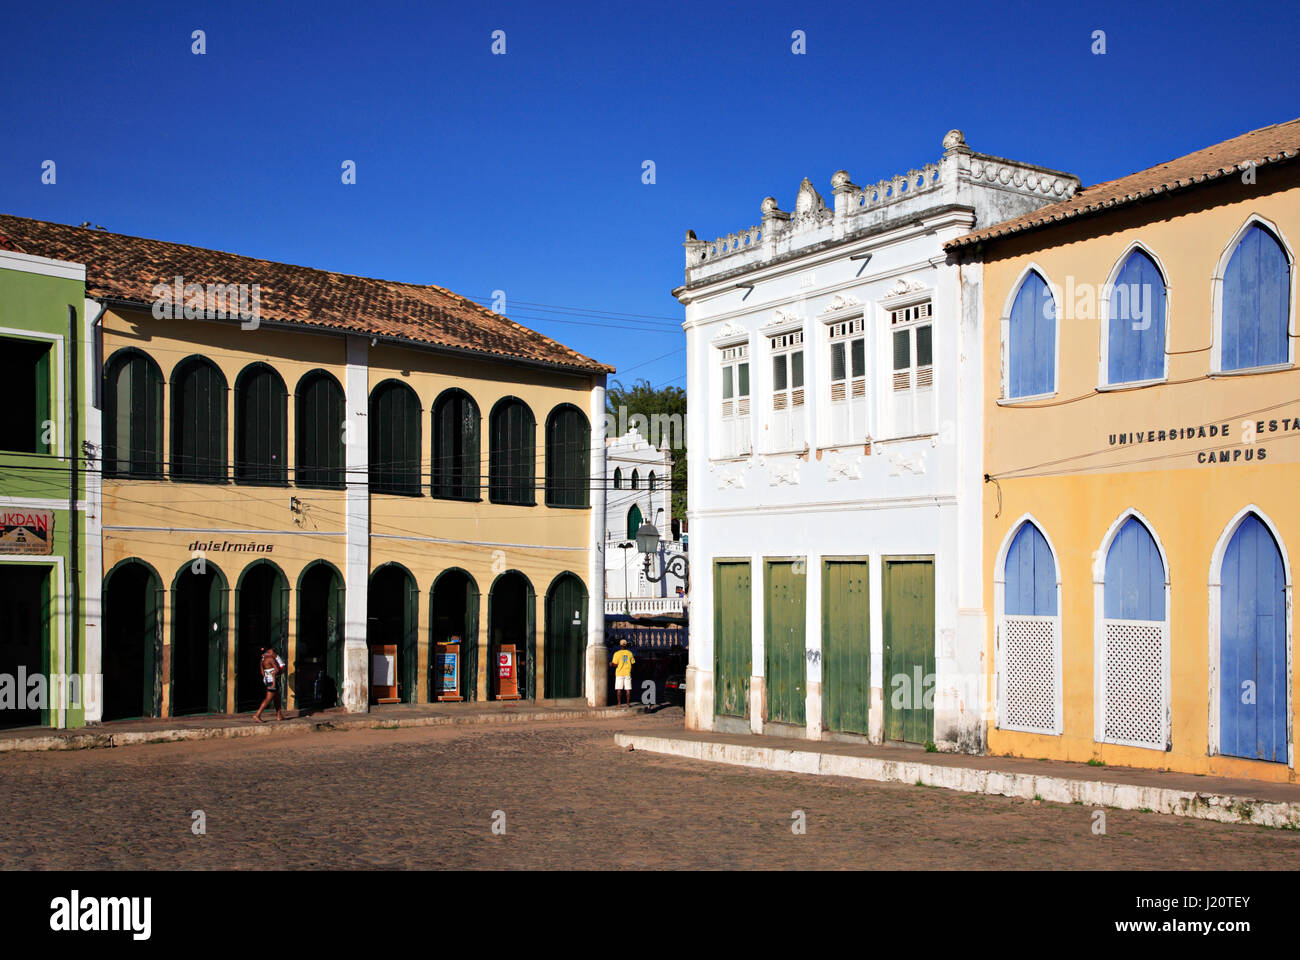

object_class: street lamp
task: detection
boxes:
[635,521,689,594]
[617,541,634,615]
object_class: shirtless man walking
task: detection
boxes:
[253,646,286,722]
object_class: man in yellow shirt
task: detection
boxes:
[610,639,636,707]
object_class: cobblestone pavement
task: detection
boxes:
[1,708,1295,870]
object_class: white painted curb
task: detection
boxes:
[615,733,1300,829]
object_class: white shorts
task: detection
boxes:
[615,675,631,691]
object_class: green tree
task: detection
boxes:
[605,378,687,522]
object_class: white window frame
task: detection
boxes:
[1092,508,1172,751]
[823,314,868,446]
[992,515,1064,736]
[889,300,933,392]
[997,262,1060,405]
[714,337,752,459]
[1097,241,1173,390]
[1209,213,1297,375]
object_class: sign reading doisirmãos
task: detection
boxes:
[0,509,54,555]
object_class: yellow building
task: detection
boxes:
[948,119,1300,782]
[0,214,612,720]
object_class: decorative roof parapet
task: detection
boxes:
[682,129,1081,283]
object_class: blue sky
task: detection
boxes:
[2,0,1297,389]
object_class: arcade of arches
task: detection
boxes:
[99,557,589,718]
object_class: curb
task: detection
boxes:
[0,706,629,754]
[614,733,1300,830]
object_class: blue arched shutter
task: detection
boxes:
[1005,522,1056,616]
[1222,225,1290,371]
[1007,271,1056,398]
[1221,515,1288,762]
[1104,517,1165,621]
[1108,250,1167,384]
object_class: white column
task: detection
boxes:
[343,336,370,713]
[750,551,764,734]
[683,321,713,730]
[82,298,104,724]
[804,553,822,739]
[585,374,608,706]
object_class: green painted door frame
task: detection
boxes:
[764,559,806,726]
[882,557,935,744]
[822,558,870,735]
[713,560,751,719]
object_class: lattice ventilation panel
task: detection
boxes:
[1101,620,1165,748]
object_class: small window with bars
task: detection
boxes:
[769,331,804,411]
[890,301,933,392]
[828,318,865,402]
[720,344,750,419]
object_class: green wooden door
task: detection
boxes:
[524,582,536,701]
[326,576,344,707]
[148,579,164,717]
[823,559,870,734]
[402,575,419,703]
[883,558,934,743]
[764,561,806,725]
[207,580,228,714]
[463,579,479,701]
[545,575,586,699]
[713,561,751,719]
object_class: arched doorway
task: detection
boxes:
[235,561,289,713]
[544,573,587,699]
[488,571,534,701]
[171,561,228,716]
[626,504,643,541]
[369,564,418,703]
[430,569,479,701]
[297,561,344,708]
[102,559,163,721]
[1219,513,1290,762]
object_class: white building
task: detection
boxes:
[603,428,685,615]
[674,130,1079,751]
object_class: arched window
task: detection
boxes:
[370,380,421,496]
[997,520,1060,735]
[631,469,640,490]
[104,348,163,478]
[626,503,643,541]
[648,471,657,493]
[234,363,287,485]
[1097,515,1168,750]
[432,389,480,500]
[170,356,227,482]
[1006,270,1057,398]
[295,370,344,489]
[1221,223,1291,371]
[1106,248,1167,385]
[545,404,590,508]
[613,467,622,490]
[488,397,535,505]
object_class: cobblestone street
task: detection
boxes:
[1,709,1296,870]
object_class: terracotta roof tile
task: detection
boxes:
[0,214,613,374]
[947,117,1300,250]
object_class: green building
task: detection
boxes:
[0,241,96,730]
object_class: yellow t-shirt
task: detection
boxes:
[611,649,635,677]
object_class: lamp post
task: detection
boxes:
[617,541,634,616]
[635,521,689,595]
